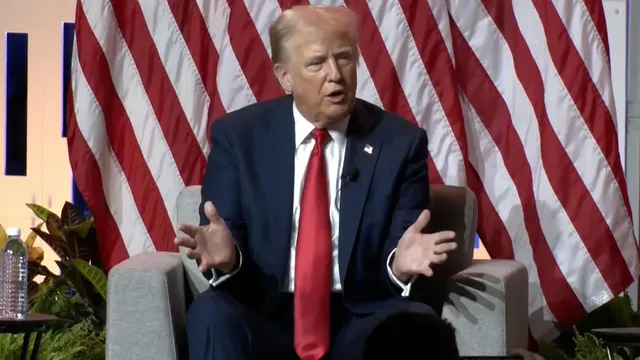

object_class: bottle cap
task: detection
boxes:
[6,228,20,237]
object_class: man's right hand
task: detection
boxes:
[174,201,237,273]
[391,209,457,283]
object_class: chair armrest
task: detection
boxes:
[442,259,528,356]
[106,252,185,360]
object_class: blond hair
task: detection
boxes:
[268,5,359,65]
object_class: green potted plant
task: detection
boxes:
[0,201,107,359]
[538,293,640,360]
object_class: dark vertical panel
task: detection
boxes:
[72,176,91,218]
[62,22,75,137]
[4,32,28,176]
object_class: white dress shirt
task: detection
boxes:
[210,103,413,297]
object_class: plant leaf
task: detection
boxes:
[26,203,59,223]
[31,227,71,260]
[55,260,70,276]
[61,201,82,227]
[28,246,45,263]
[45,213,63,238]
[65,219,94,239]
[72,259,107,300]
[81,225,105,272]
[67,262,88,299]
[25,221,44,248]
[0,224,7,250]
[27,260,58,281]
[64,230,91,262]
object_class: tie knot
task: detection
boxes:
[311,128,330,148]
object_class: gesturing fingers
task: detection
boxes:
[175,234,198,249]
[177,223,200,239]
[433,230,456,244]
[434,241,457,255]
[185,247,202,261]
[419,265,434,277]
[430,253,448,264]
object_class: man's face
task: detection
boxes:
[278,28,357,126]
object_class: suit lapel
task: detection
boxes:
[260,97,295,284]
[338,101,381,284]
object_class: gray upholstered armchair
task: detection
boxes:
[105,185,529,359]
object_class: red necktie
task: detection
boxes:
[294,128,332,360]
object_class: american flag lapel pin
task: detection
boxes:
[364,144,373,154]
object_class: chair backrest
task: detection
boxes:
[174,184,478,296]
[426,184,477,276]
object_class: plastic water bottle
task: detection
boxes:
[0,228,28,319]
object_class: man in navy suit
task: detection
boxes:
[175,5,459,360]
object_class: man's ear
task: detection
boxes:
[273,63,292,94]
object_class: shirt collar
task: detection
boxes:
[293,102,349,150]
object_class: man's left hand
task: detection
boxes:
[391,210,457,283]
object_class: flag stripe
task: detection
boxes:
[67,32,131,268]
[576,0,611,62]
[460,92,558,340]
[370,0,466,186]
[243,0,282,57]
[533,0,631,217]
[508,0,636,305]
[344,0,445,185]
[552,0,616,126]
[77,0,177,253]
[226,0,284,102]
[449,14,584,328]
[484,0,622,311]
[196,0,257,113]
[425,0,455,61]
[466,168,516,259]
[167,0,227,137]
[486,0,616,319]
[139,0,211,156]
[396,0,468,186]
[73,10,156,258]
[496,0,617,310]
[399,1,515,269]
[109,0,206,189]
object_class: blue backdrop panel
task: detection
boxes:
[4,32,28,176]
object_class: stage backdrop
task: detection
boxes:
[0,0,629,266]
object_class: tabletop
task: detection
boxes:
[592,328,640,344]
[0,313,60,334]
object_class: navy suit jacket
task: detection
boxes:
[199,95,430,316]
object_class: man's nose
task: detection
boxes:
[326,58,343,81]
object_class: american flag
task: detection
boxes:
[67,0,638,341]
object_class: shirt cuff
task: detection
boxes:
[386,248,416,297]
[209,245,243,287]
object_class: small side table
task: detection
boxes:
[592,328,640,360]
[0,313,60,360]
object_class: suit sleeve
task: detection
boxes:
[382,128,430,298]
[199,119,247,286]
